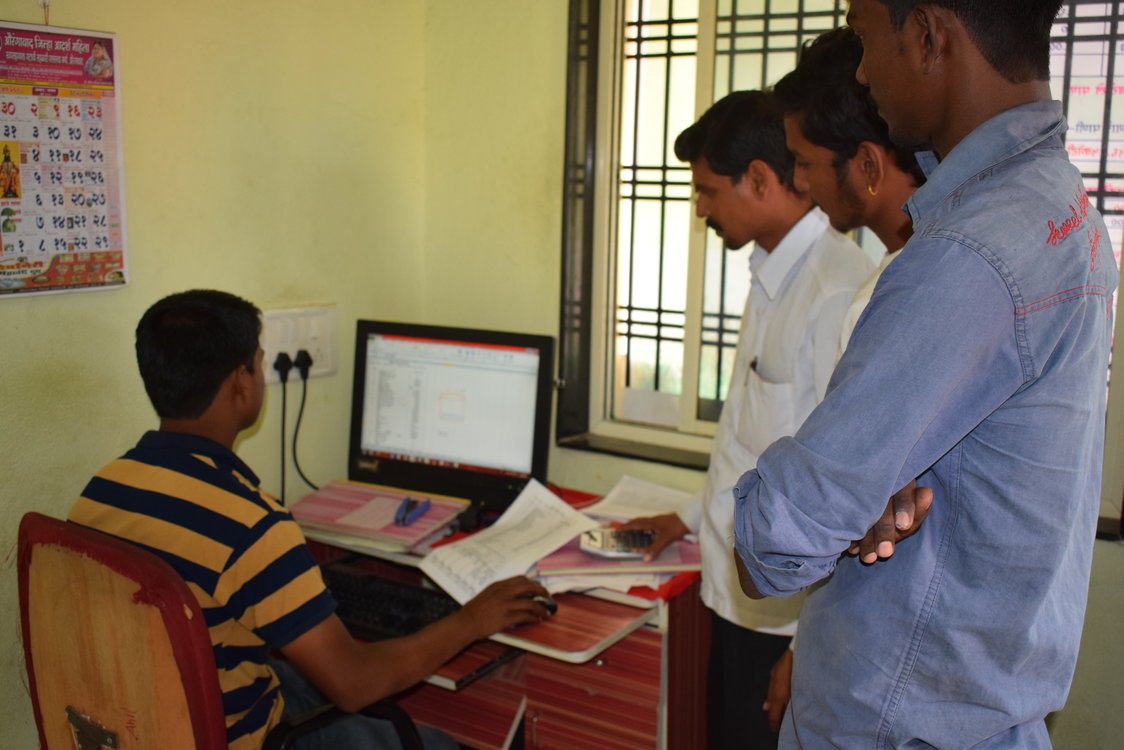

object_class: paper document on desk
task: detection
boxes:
[420,479,600,603]
[540,573,670,595]
[579,475,693,520]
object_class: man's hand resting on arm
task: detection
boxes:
[847,480,933,564]
[735,481,934,599]
[281,575,551,713]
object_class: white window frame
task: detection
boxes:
[585,0,719,456]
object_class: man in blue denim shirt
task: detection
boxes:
[732,1,1119,747]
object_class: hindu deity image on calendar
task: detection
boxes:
[0,143,21,199]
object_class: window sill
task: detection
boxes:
[557,432,710,471]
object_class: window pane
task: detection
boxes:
[612,0,699,421]
[580,0,1124,445]
[700,0,847,407]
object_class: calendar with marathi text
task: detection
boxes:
[0,22,126,297]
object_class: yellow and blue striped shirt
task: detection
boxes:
[69,430,336,750]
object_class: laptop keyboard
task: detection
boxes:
[321,563,460,641]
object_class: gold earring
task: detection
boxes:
[867,184,878,196]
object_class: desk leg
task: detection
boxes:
[665,577,708,748]
[524,579,709,750]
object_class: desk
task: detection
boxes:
[306,539,708,750]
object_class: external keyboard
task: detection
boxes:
[320,563,460,642]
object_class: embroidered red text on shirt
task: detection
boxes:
[1045,189,1090,246]
[1088,224,1101,271]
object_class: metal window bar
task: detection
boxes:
[1051,1,1124,390]
[699,0,846,404]
[616,0,851,408]
[1054,2,1124,216]
[556,0,599,440]
[610,0,1124,419]
[619,0,698,393]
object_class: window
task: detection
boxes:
[558,0,1124,476]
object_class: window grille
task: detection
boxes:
[558,0,1124,462]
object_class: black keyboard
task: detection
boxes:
[321,564,460,642]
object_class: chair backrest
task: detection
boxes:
[18,512,228,750]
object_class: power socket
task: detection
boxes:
[262,305,337,384]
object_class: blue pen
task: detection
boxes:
[394,497,414,526]
[395,497,431,526]
[403,498,430,526]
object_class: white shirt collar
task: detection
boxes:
[749,207,829,300]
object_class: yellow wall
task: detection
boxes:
[0,1,1117,747]
[0,0,701,744]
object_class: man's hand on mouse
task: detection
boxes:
[456,576,554,640]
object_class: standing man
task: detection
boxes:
[69,289,554,750]
[774,25,925,355]
[734,2,1118,747]
[777,25,935,575]
[620,90,874,749]
[731,26,933,732]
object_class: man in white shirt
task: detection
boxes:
[619,90,874,749]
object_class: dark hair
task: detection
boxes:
[674,90,795,189]
[876,0,1062,82]
[135,289,261,419]
[774,27,925,186]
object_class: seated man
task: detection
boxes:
[69,289,553,750]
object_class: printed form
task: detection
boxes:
[420,479,599,603]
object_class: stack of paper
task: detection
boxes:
[538,475,700,594]
[535,536,700,576]
[579,475,696,521]
[420,479,599,603]
[420,476,700,602]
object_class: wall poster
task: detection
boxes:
[0,21,126,297]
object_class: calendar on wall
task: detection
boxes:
[0,22,126,297]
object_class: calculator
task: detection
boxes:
[579,528,655,559]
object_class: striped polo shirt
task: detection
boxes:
[69,430,336,750]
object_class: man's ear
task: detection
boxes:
[911,3,956,73]
[745,159,777,197]
[229,364,254,405]
[857,141,888,194]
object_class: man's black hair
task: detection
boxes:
[674,89,795,189]
[876,0,1063,82]
[136,289,261,419]
[774,27,925,186]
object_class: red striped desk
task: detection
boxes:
[305,506,708,749]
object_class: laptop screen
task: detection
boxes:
[348,320,554,517]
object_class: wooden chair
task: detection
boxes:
[18,512,423,750]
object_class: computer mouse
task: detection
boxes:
[528,594,557,615]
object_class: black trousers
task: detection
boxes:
[706,613,792,750]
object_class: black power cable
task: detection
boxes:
[292,349,320,491]
[272,352,293,504]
